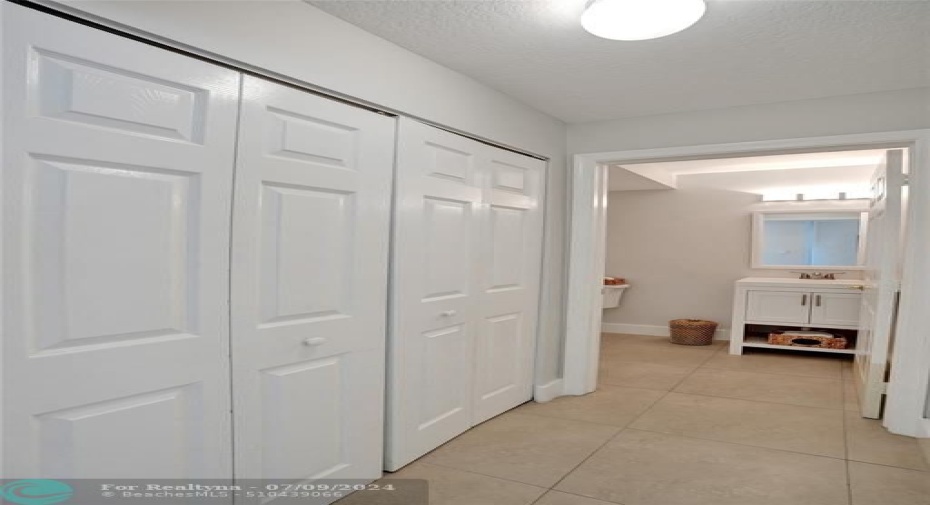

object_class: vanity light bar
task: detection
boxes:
[762,190,871,202]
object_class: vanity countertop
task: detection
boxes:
[736,277,864,288]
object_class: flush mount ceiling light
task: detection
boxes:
[581,0,707,41]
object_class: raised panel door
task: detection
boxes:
[745,290,811,325]
[386,119,483,471]
[811,292,862,328]
[2,5,239,478]
[231,76,395,489]
[473,150,544,423]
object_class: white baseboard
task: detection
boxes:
[533,379,564,403]
[601,322,730,341]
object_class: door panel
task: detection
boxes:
[423,198,473,298]
[474,151,544,424]
[259,356,345,480]
[38,386,205,479]
[810,292,862,328]
[260,185,354,323]
[2,5,239,478]
[231,76,394,486]
[32,157,196,350]
[420,325,471,427]
[856,149,905,419]
[387,120,483,471]
[745,291,811,324]
[387,119,544,470]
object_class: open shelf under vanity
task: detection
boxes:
[741,324,858,355]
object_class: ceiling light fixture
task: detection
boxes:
[581,0,707,41]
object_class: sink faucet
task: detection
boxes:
[792,272,846,280]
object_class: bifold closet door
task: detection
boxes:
[231,76,395,482]
[1,4,239,477]
[472,148,544,424]
[387,119,545,471]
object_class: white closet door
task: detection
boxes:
[473,149,544,423]
[231,76,395,484]
[387,120,485,471]
[1,5,240,478]
[387,119,544,470]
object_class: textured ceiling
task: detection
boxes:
[310,0,930,123]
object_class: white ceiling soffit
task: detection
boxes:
[309,0,930,123]
[618,148,886,178]
[608,149,884,192]
[677,164,875,195]
[608,166,677,191]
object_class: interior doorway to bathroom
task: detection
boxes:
[564,130,930,439]
[600,148,884,338]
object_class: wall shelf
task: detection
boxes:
[742,336,856,355]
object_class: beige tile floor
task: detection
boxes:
[343,333,930,505]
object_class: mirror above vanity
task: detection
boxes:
[751,210,867,270]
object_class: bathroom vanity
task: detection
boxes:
[729,277,863,355]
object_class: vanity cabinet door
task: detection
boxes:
[745,290,811,324]
[810,292,862,328]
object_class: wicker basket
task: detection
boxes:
[669,319,718,346]
[768,332,847,349]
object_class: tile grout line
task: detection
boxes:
[613,347,845,457]
[416,460,552,491]
[434,342,856,504]
[845,459,930,473]
[598,346,864,464]
[685,364,847,382]
[544,343,727,501]
[622,425,850,463]
[419,377,695,498]
[608,358,928,472]
[677,347,848,409]
[530,488,629,505]
[605,342,848,381]
[411,341,913,505]
[544,426,637,492]
[545,387,678,492]
[540,343,721,497]
[513,409,644,429]
[658,389,846,411]
[699,364,847,381]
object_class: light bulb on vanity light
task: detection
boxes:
[581,0,707,41]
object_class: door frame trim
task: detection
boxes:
[565,129,930,437]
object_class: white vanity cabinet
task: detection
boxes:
[730,278,863,355]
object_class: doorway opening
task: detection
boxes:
[564,131,930,438]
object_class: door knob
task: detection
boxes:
[440,310,457,317]
[303,337,327,347]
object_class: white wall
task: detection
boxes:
[569,87,930,154]
[574,86,930,340]
[602,177,868,333]
[44,0,569,382]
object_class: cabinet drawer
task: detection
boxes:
[810,292,861,327]
[746,290,811,324]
